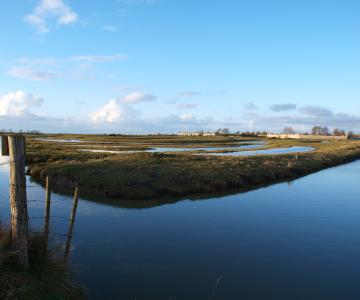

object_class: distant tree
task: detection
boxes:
[311,126,329,135]
[311,126,321,135]
[239,131,252,137]
[216,128,230,135]
[323,126,330,135]
[283,127,296,134]
[333,128,345,136]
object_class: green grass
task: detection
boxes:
[24,134,360,201]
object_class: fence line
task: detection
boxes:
[1,135,80,265]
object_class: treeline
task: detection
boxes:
[283,126,352,136]
[0,129,42,134]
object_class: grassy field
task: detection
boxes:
[25,134,360,201]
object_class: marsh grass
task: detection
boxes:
[0,228,83,300]
[25,134,360,201]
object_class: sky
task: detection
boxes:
[0,0,360,134]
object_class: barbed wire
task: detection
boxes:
[1,162,79,247]
[0,154,25,167]
[0,160,11,167]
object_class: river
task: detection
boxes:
[1,158,360,299]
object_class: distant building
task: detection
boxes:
[203,132,216,136]
[178,131,201,136]
[267,133,301,139]
[178,131,215,137]
[267,133,348,140]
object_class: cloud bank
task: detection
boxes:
[2,91,360,134]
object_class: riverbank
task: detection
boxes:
[25,135,360,201]
[0,229,83,299]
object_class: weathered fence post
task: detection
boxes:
[44,176,51,249]
[1,135,9,156]
[64,186,79,263]
[8,135,29,268]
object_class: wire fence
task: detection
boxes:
[1,156,78,242]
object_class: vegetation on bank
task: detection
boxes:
[23,134,360,201]
[0,229,83,300]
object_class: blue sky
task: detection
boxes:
[0,0,360,133]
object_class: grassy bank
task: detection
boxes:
[24,134,360,201]
[0,229,83,300]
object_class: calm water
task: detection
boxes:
[206,146,315,156]
[34,138,83,143]
[1,158,360,299]
[78,143,315,156]
[78,141,265,154]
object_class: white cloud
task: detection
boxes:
[25,0,78,33]
[90,99,138,123]
[179,113,193,121]
[90,92,156,124]
[8,67,56,81]
[0,91,44,117]
[8,54,126,81]
[121,92,157,104]
[8,57,58,81]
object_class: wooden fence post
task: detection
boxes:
[8,135,28,268]
[44,176,51,249]
[1,135,9,156]
[64,186,79,263]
